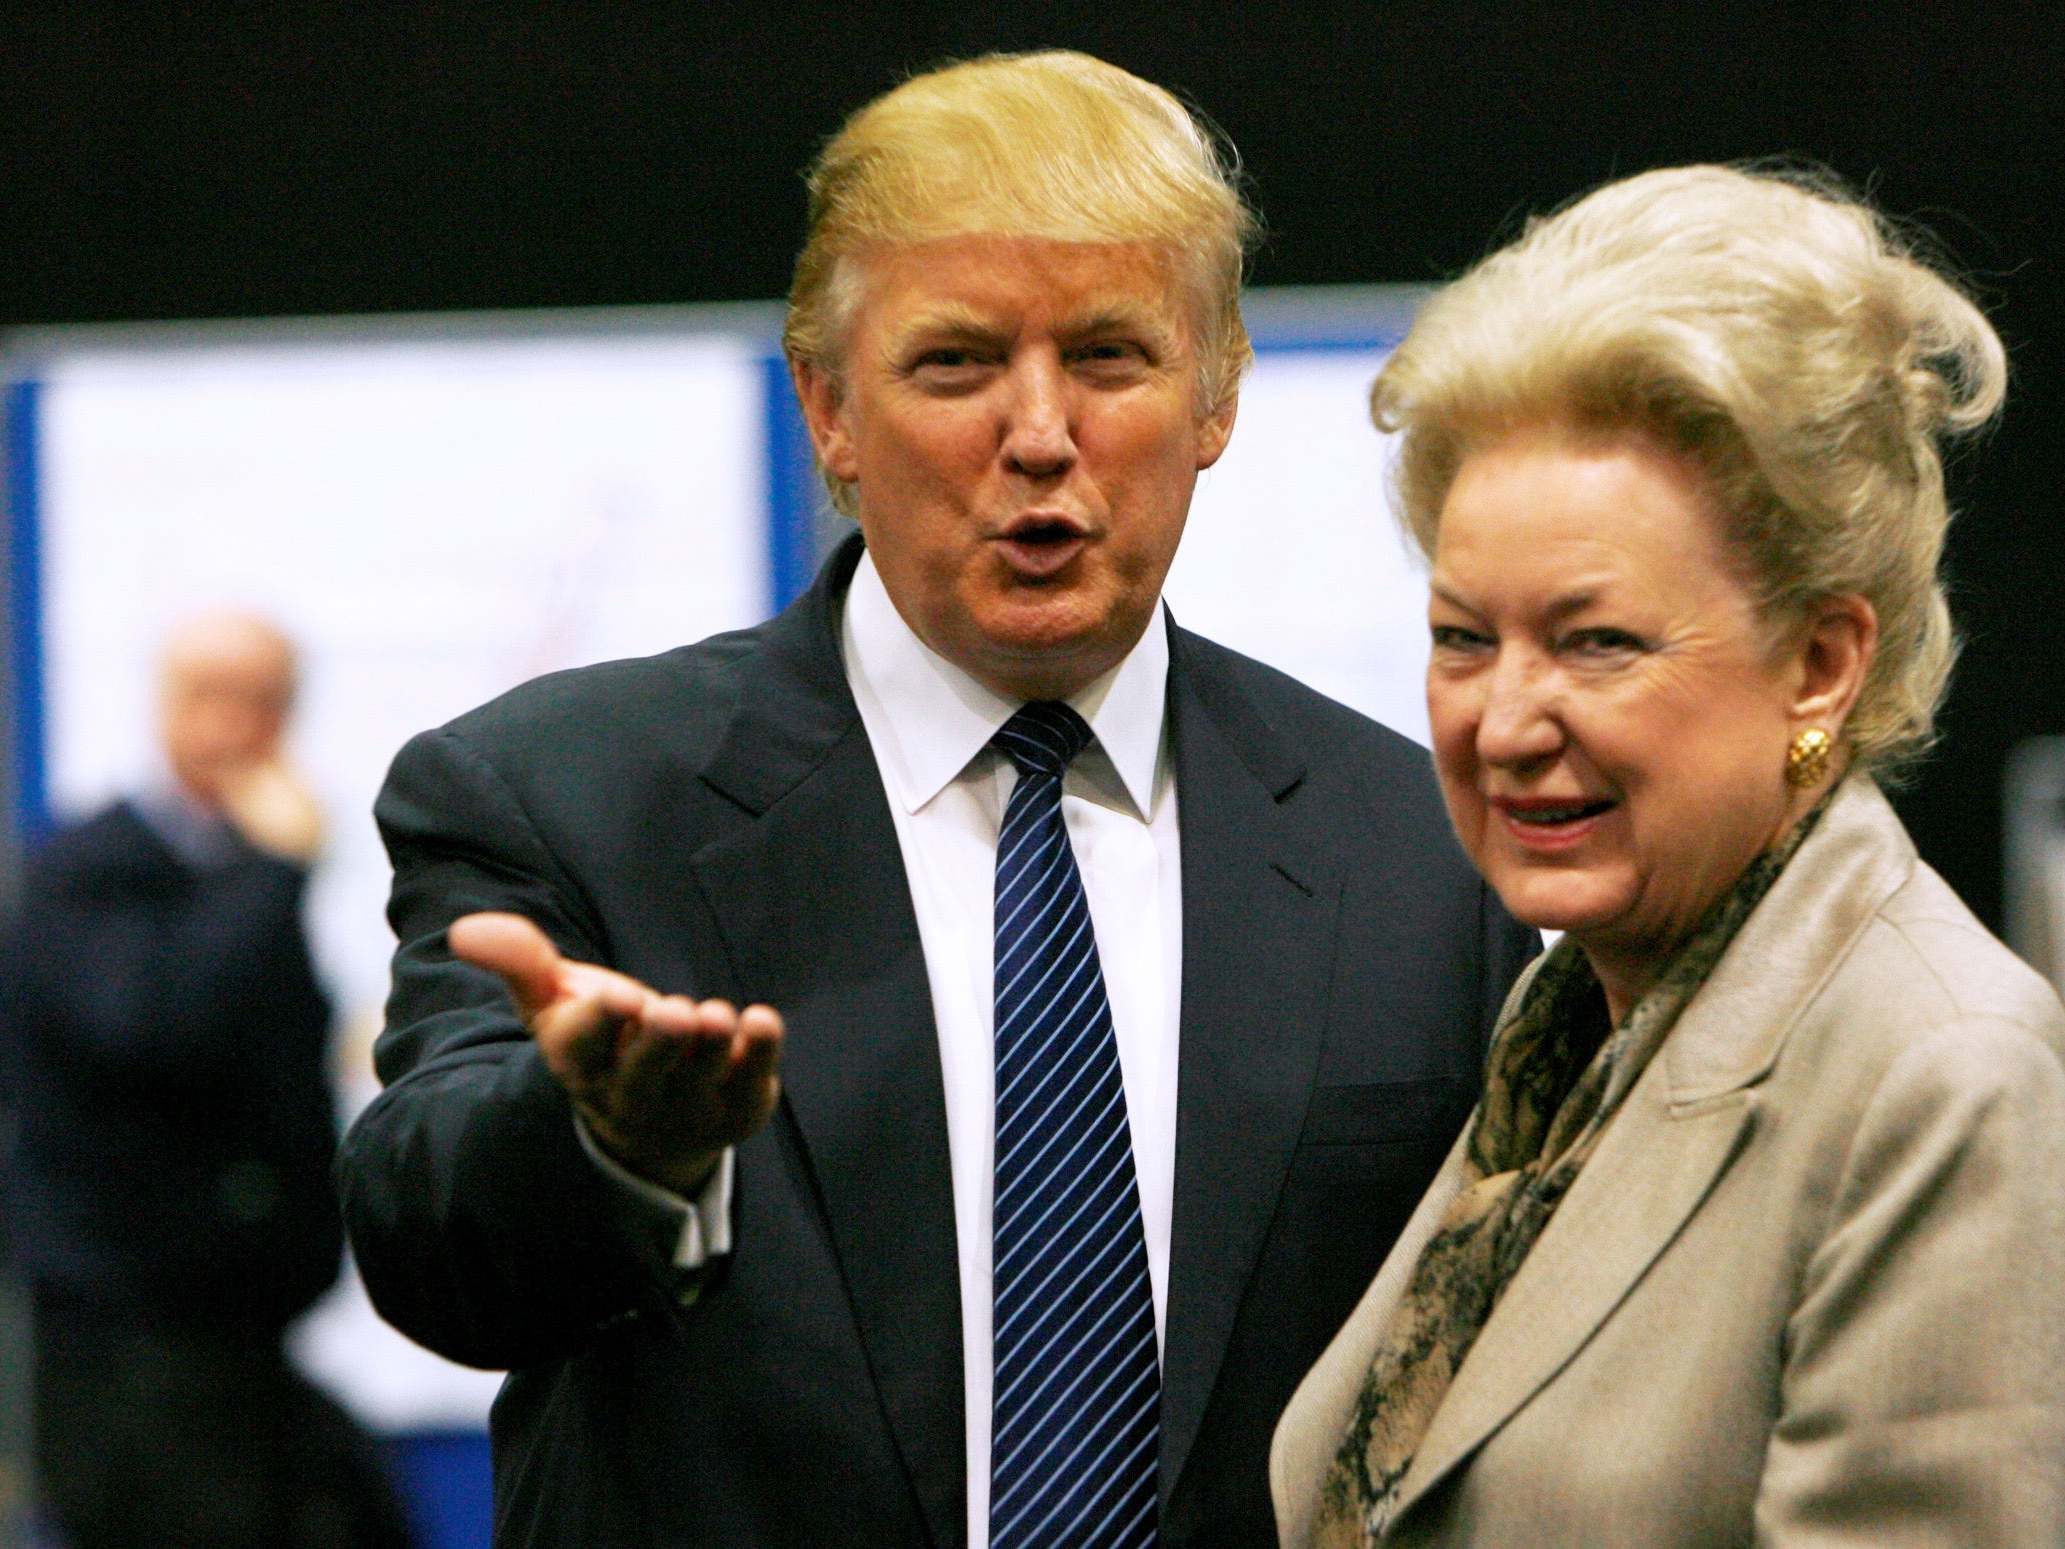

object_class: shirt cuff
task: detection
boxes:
[573,1117,735,1269]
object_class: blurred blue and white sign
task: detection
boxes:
[3,287,1431,1428]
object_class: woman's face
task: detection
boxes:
[1426,426,1811,1010]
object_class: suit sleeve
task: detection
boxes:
[1755,1014,2065,1546]
[337,724,691,1370]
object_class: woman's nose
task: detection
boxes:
[1476,655,1563,767]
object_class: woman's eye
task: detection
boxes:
[1565,628,1643,656]
[1429,624,1490,651]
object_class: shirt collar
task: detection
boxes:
[842,548,1169,818]
[132,774,244,869]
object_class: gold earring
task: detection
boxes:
[1785,727,1833,790]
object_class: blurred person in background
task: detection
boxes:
[0,611,414,1548]
[1271,165,2065,1547]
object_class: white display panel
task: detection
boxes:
[33,330,770,1427]
[1168,344,1430,748]
[18,296,1436,1430]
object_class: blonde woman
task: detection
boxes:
[1273,165,2065,1547]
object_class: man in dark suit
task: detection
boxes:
[1,612,414,1549]
[338,50,1533,1549]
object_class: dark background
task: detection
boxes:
[2,0,2060,927]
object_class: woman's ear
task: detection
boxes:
[1789,593,1878,737]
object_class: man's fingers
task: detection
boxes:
[713,1004,783,1135]
[540,989,788,1191]
[736,1003,784,1043]
[533,970,674,1088]
[612,999,783,1105]
[674,1000,782,1093]
[614,1010,733,1105]
[732,1005,784,1084]
[444,907,789,1182]
[448,912,565,1018]
[451,917,789,1160]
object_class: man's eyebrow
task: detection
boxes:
[880,300,1176,355]
[888,302,1001,345]
[1062,304,1174,341]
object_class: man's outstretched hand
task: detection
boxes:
[447,912,783,1198]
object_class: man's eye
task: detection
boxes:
[1072,341,1149,371]
[907,350,995,390]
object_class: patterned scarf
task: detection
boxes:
[1313,803,1826,1546]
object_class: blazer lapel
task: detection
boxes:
[1159,623,1343,1507]
[1385,778,1917,1526]
[686,538,965,1548]
[1388,1083,1758,1523]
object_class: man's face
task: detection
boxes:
[159,617,295,804]
[797,235,1236,701]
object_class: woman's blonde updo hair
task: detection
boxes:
[1374,164,2006,778]
[783,50,1259,515]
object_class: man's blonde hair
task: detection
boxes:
[783,50,1258,515]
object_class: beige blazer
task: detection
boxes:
[1273,778,2065,1547]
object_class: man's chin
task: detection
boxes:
[170,765,230,805]
[962,631,1127,703]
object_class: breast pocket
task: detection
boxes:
[1297,1076,1474,1147]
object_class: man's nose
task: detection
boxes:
[1476,654,1563,767]
[1000,355,1076,477]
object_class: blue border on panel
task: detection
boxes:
[1248,330,1406,357]
[388,1431,494,1549]
[760,354,821,614]
[4,376,48,843]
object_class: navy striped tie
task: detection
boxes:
[989,701,1160,1549]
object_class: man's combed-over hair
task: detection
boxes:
[783,50,1258,513]
[1373,164,2006,778]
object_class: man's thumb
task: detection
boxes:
[447,912,564,1019]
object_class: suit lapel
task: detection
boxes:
[687,538,964,1548]
[1159,624,1343,1508]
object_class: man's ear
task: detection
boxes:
[1195,389,1238,472]
[1788,593,1878,737]
[791,358,859,484]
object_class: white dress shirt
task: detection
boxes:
[843,553,1183,1549]
[585,552,1183,1549]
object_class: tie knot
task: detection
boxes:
[991,701,1094,780]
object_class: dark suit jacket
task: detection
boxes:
[339,537,1534,1547]
[1,801,342,1332]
